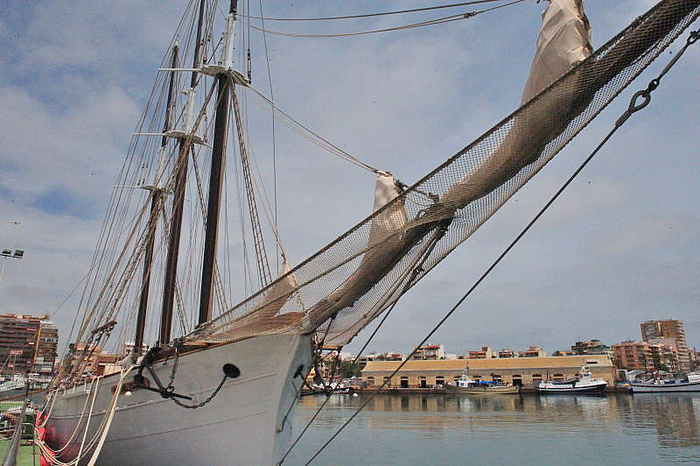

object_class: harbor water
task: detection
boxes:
[287,392,700,465]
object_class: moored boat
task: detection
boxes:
[630,373,700,393]
[447,374,519,395]
[537,366,607,395]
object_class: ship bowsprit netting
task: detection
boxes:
[190,0,700,348]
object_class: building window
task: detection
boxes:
[532,374,543,387]
[366,377,375,386]
[400,376,409,388]
[512,375,523,387]
[553,373,564,381]
[420,376,427,388]
[435,376,445,386]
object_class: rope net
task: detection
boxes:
[190,0,700,347]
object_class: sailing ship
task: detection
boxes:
[34,0,700,464]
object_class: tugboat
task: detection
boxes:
[537,366,607,394]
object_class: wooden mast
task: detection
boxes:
[199,0,237,325]
[159,0,206,345]
[134,45,179,356]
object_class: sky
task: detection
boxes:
[0,0,698,357]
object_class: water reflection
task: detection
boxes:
[296,392,700,461]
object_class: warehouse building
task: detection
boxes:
[362,355,616,389]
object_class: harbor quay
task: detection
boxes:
[360,355,617,392]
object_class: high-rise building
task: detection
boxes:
[571,339,611,356]
[612,341,655,372]
[0,314,59,375]
[640,319,690,371]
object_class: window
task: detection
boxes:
[435,376,445,386]
[532,374,543,387]
[366,377,375,386]
[400,376,409,388]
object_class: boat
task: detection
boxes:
[447,374,519,395]
[307,380,354,395]
[0,375,27,394]
[537,365,608,395]
[32,0,699,464]
[630,373,700,393]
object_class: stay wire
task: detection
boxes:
[247,0,526,39]
[242,0,509,22]
[257,0,280,269]
[302,29,698,465]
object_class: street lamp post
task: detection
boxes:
[0,248,25,292]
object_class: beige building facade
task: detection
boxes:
[362,355,616,389]
[640,319,690,371]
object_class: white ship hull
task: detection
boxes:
[630,379,700,393]
[536,380,607,394]
[44,333,313,465]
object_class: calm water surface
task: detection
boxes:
[286,393,700,465]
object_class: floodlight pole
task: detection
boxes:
[0,249,25,295]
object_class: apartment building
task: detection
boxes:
[0,313,58,375]
[612,341,655,372]
[640,319,690,370]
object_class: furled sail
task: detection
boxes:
[193,0,700,347]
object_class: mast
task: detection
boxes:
[198,0,238,325]
[134,45,179,356]
[159,0,206,345]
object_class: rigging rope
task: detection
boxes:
[242,0,512,22]
[302,28,700,464]
[246,0,526,38]
[246,87,387,176]
[257,0,281,270]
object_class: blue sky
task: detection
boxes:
[0,0,698,356]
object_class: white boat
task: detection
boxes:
[630,373,700,393]
[34,0,699,464]
[447,374,519,395]
[0,375,27,393]
[537,366,607,395]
